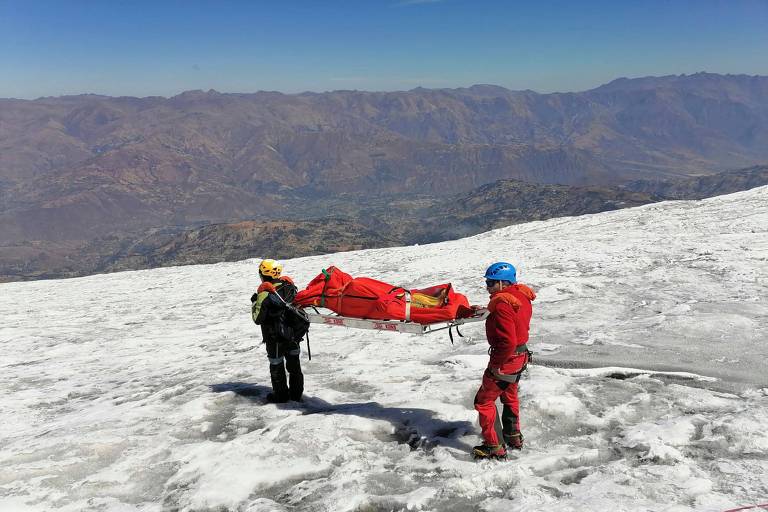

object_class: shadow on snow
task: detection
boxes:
[209,381,474,451]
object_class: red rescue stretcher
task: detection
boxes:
[294,266,489,341]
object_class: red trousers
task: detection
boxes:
[474,368,523,446]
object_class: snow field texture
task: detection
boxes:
[1,186,767,511]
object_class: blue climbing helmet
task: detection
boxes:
[484,262,517,283]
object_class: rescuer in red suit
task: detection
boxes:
[473,262,536,459]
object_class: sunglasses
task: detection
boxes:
[485,279,498,288]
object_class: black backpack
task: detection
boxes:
[279,303,310,342]
[271,287,310,343]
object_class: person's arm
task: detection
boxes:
[251,282,278,324]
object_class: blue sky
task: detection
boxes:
[1,0,767,99]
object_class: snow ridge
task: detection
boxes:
[1,187,767,511]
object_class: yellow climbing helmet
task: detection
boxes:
[258,259,283,278]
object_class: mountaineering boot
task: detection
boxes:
[503,431,524,450]
[266,392,289,403]
[472,443,507,460]
[286,353,304,402]
[268,362,289,403]
[288,372,304,402]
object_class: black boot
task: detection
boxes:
[289,372,304,401]
[286,353,304,402]
[501,404,522,449]
[503,431,524,450]
[268,362,289,403]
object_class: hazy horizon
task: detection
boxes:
[3,71,768,102]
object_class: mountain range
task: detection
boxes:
[1,73,767,280]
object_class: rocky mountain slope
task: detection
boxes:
[1,178,653,280]
[622,164,768,199]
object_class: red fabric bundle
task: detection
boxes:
[294,266,471,324]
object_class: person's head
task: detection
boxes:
[259,259,283,281]
[484,262,516,293]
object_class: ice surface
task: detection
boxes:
[1,187,767,511]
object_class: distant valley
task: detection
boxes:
[2,165,766,281]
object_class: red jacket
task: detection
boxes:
[485,284,536,371]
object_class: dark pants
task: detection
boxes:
[266,339,304,401]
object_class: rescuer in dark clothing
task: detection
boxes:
[251,259,304,403]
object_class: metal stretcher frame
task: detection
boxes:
[304,307,489,342]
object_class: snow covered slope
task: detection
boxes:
[1,186,767,511]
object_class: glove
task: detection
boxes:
[258,282,276,293]
[250,292,258,303]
